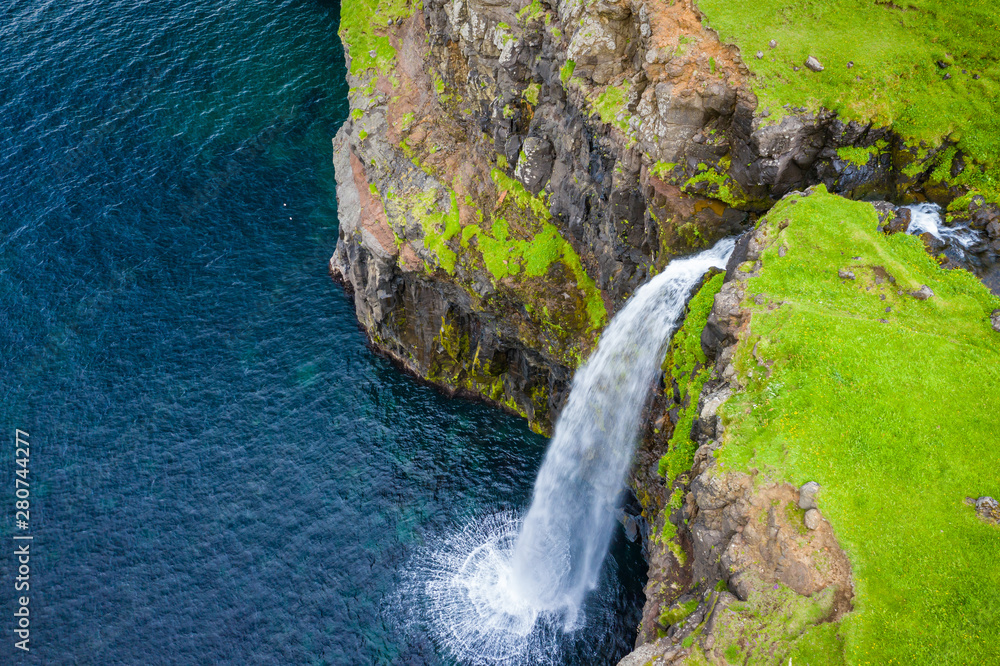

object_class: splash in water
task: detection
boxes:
[414,237,736,664]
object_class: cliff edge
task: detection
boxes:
[330,0,1000,661]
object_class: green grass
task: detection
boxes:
[660,598,700,627]
[456,170,606,331]
[516,0,544,23]
[592,80,631,131]
[715,186,1000,663]
[712,583,842,665]
[395,188,461,273]
[697,0,1000,198]
[523,82,541,106]
[651,160,677,179]
[560,59,576,86]
[683,157,746,207]
[658,272,726,484]
[339,0,415,77]
[836,140,886,168]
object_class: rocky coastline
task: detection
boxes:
[330,0,1000,662]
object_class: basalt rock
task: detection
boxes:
[969,496,1000,525]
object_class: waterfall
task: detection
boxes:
[906,202,982,250]
[508,236,736,626]
[416,237,736,664]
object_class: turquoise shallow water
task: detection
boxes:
[0,0,644,663]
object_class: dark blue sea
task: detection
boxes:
[0,0,644,663]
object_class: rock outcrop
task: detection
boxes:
[329,0,968,433]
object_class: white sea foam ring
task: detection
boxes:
[409,512,564,665]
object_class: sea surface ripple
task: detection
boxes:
[0,0,644,663]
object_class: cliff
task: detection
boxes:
[625,186,1000,663]
[330,0,1000,662]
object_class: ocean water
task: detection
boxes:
[0,1,644,663]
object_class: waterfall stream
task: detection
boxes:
[417,237,736,664]
[906,202,982,251]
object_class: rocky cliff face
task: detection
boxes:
[624,208,856,663]
[329,0,979,433]
[331,0,1000,660]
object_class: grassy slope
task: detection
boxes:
[697,0,1000,196]
[659,272,726,487]
[715,187,1000,662]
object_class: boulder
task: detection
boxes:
[804,509,822,530]
[514,136,555,194]
[798,481,821,510]
[973,496,1000,524]
[992,309,1000,333]
[805,56,824,72]
[911,285,934,300]
[838,268,855,280]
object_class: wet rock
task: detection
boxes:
[911,285,934,300]
[991,309,1000,332]
[838,268,855,280]
[798,481,821,510]
[874,201,910,234]
[919,232,946,253]
[804,509,822,530]
[805,56,824,72]
[621,513,640,542]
